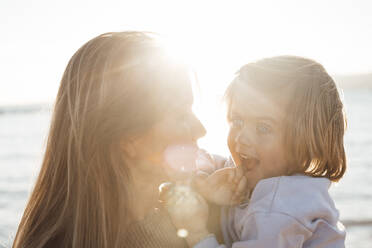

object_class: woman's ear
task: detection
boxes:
[121,140,138,158]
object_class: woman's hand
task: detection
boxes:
[159,183,211,247]
[193,166,248,206]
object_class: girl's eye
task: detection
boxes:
[231,119,244,129]
[257,123,272,134]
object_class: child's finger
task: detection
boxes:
[234,165,244,184]
[195,191,207,205]
[192,171,209,192]
[232,189,249,205]
[159,182,174,203]
[211,154,228,170]
[196,170,209,179]
[238,194,247,204]
[231,176,248,203]
[236,176,248,195]
[224,156,235,168]
[206,167,235,185]
[231,194,245,205]
[226,168,236,184]
[196,150,216,174]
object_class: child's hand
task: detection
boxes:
[159,183,211,246]
[193,166,248,206]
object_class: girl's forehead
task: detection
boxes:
[229,83,289,120]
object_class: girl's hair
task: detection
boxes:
[13,31,192,248]
[225,55,346,182]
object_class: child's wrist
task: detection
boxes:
[185,229,212,247]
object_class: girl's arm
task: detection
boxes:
[190,212,310,248]
[193,234,226,248]
[227,212,345,248]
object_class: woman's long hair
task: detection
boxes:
[13,31,191,248]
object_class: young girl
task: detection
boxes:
[164,56,347,247]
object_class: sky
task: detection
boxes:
[1,0,372,106]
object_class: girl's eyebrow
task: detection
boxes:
[229,111,242,119]
[257,116,278,124]
[230,111,240,117]
[231,106,280,124]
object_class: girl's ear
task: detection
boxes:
[121,140,138,158]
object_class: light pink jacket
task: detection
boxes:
[195,175,346,248]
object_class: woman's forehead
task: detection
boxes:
[158,75,194,113]
[173,81,194,109]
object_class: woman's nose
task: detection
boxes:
[189,115,206,141]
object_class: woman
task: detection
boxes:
[13,31,206,248]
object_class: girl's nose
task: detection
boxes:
[235,127,254,147]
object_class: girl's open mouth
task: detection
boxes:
[238,153,259,171]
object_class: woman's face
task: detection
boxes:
[129,81,206,180]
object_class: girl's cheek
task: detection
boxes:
[258,132,277,147]
[227,129,236,151]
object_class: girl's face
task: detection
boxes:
[227,83,290,195]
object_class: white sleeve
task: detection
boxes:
[211,154,229,170]
[231,212,313,248]
[193,234,226,248]
[197,154,232,174]
[196,152,227,175]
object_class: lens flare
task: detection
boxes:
[163,144,215,180]
[177,228,188,238]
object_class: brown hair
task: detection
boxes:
[225,55,346,182]
[13,31,193,248]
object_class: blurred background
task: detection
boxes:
[0,0,371,247]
